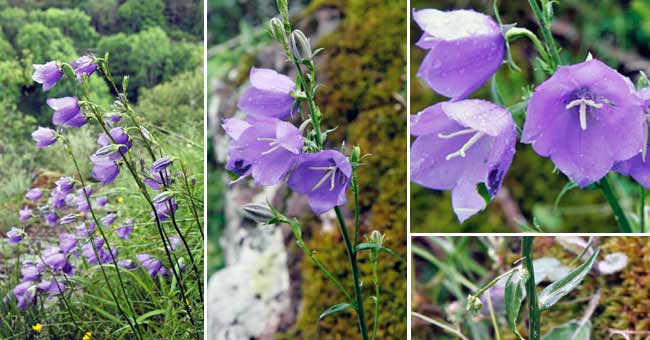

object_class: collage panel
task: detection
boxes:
[0,1,204,338]
[411,235,645,339]
[207,0,407,339]
[410,0,650,233]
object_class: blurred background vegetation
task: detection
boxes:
[208,0,406,337]
[0,0,203,230]
[412,236,650,339]
[411,0,650,233]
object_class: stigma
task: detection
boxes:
[565,98,603,130]
[438,128,485,160]
[309,165,338,191]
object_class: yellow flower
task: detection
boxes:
[82,331,92,340]
[117,197,124,203]
[134,225,139,231]
[185,298,190,305]
[32,323,43,332]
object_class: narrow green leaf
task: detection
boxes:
[319,303,353,321]
[136,309,166,323]
[542,320,591,340]
[554,181,578,208]
[505,268,528,340]
[538,249,600,311]
[354,243,404,261]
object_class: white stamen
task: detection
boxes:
[565,98,603,130]
[437,128,477,139]
[257,137,281,155]
[309,166,337,191]
[445,132,485,160]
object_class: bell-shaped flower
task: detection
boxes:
[19,206,31,222]
[522,59,644,187]
[32,61,63,91]
[97,127,131,161]
[613,87,650,187]
[25,188,42,202]
[91,155,120,185]
[7,227,24,244]
[32,127,57,147]
[237,67,297,120]
[115,219,135,239]
[70,55,97,81]
[55,177,75,194]
[59,233,77,254]
[413,9,505,100]
[410,100,517,223]
[287,150,352,215]
[47,97,87,128]
[226,117,303,186]
[136,254,167,278]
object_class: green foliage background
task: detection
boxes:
[410,0,650,233]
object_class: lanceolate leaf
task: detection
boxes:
[505,267,528,340]
[319,303,354,321]
[538,248,600,311]
[354,243,404,262]
[541,320,591,340]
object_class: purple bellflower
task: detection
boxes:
[613,87,650,187]
[47,97,87,128]
[70,55,97,81]
[25,188,43,202]
[59,233,77,254]
[151,198,177,221]
[226,117,303,186]
[144,170,171,190]
[237,67,297,120]
[19,206,31,222]
[32,61,63,91]
[287,150,352,215]
[151,156,173,173]
[410,100,517,223]
[96,196,108,208]
[50,188,67,209]
[101,213,116,226]
[136,254,167,278]
[55,177,75,193]
[118,259,138,270]
[97,127,132,161]
[7,227,24,244]
[115,219,134,239]
[522,59,644,187]
[413,9,505,100]
[44,212,59,225]
[91,155,120,185]
[32,127,57,147]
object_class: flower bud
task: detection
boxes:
[153,191,175,204]
[94,144,120,159]
[350,146,361,164]
[242,203,276,224]
[466,294,483,313]
[290,30,312,62]
[370,230,384,246]
[269,17,286,43]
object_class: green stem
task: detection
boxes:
[598,177,633,233]
[180,160,204,239]
[640,185,646,232]
[352,174,360,246]
[504,27,550,63]
[371,259,379,340]
[527,0,561,69]
[335,207,369,340]
[522,236,540,340]
[294,61,323,149]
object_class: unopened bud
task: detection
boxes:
[242,203,276,224]
[269,18,286,43]
[466,295,483,313]
[153,191,175,204]
[94,144,120,159]
[370,230,384,246]
[290,30,312,62]
[350,146,361,164]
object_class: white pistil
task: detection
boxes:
[309,166,337,191]
[257,137,281,155]
[439,129,486,161]
[565,98,603,130]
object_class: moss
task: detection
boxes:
[276,0,407,338]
